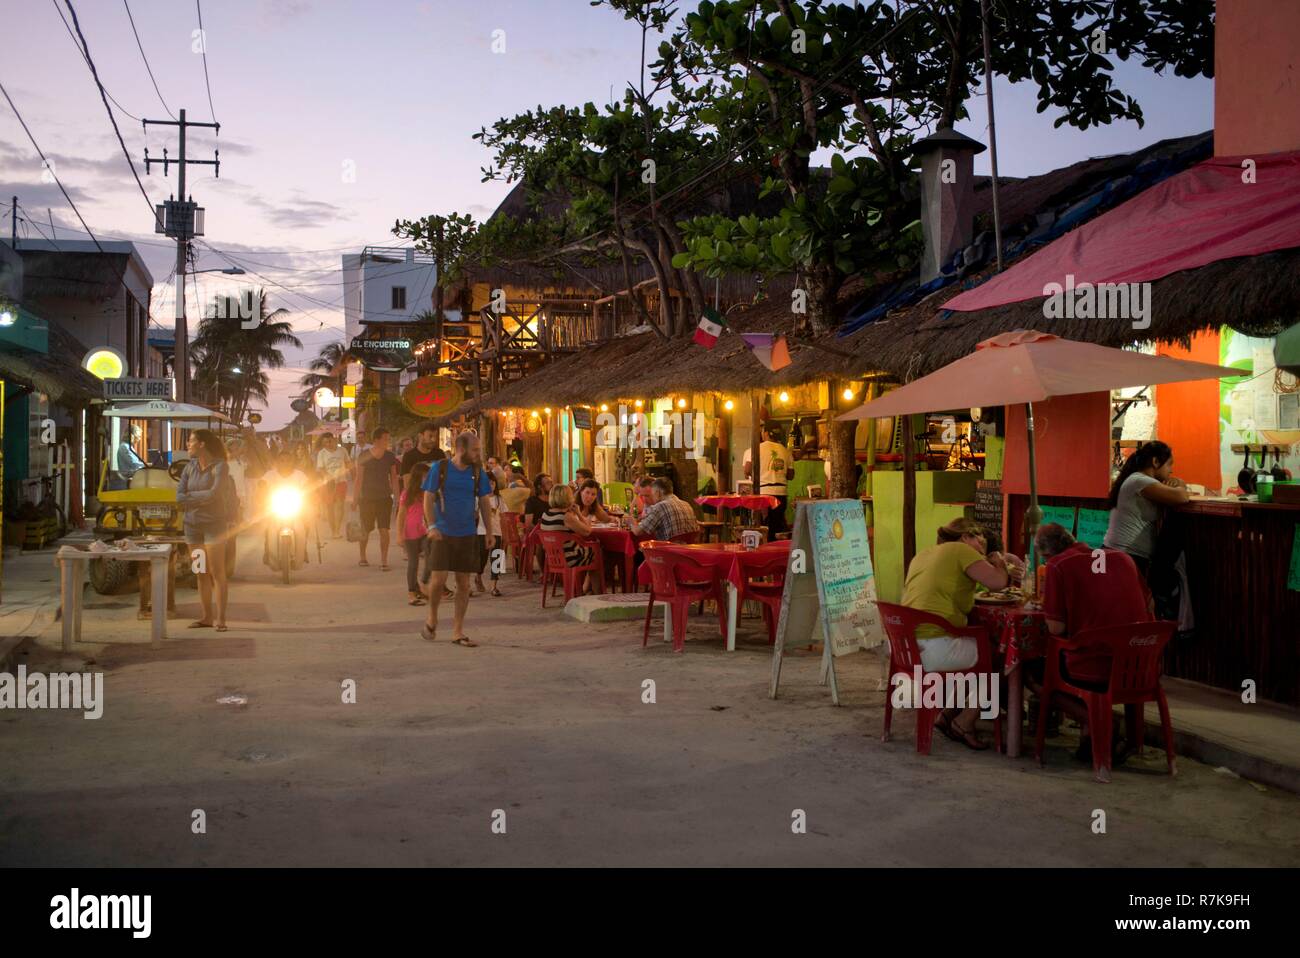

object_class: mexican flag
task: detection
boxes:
[692,307,726,349]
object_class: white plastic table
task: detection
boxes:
[57,544,172,651]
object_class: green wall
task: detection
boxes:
[870,470,978,603]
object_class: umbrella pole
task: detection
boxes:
[902,413,917,573]
[1023,401,1043,584]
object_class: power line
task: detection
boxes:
[63,0,156,220]
[195,0,218,123]
[122,0,175,120]
[50,0,142,122]
[0,80,104,253]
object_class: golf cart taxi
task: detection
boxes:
[90,400,230,593]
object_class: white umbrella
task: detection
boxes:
[103,401,230,422]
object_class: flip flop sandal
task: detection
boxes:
[420,624,437,642]
[944,721,990,751]
[490,588,503,597]
[380,565,391,572]
[215,625,229,632]
[188,621,213,629]
[358,559,370,567]
[408,597,426,606]
[451,637,477,647]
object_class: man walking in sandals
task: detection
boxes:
[421,431,496,647]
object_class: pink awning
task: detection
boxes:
[944,150,1300,312]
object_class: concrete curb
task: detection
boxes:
[1144,722,1300,795]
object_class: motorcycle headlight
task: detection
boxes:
[270,486,303,520]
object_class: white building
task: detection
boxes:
[15,239,156,377]
[341,246,450,343]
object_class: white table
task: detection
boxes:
[57,544,171,651]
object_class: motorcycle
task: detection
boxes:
[268,483,306,584]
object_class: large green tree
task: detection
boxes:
[611,0,1214,333]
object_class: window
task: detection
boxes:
[391,286,407,310]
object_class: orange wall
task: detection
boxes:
[1002,392,1110,499]
[1215,0,1300,156]
[1156,332,1222,491]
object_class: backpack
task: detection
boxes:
[223,471,242,523]
[433,459,482,528]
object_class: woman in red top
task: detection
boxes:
[396,462,431,605]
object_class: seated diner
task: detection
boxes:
[900,517,1024,750]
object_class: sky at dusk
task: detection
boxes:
[0,0,1214,428]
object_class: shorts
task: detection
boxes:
[185,521,228,547]
[358,497,392,533]
[917,636,979,672]
[428,534,480,574]
[324,481,348,503]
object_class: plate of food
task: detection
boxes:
[975,589,1023,605]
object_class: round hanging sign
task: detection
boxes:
[402,375,465,418]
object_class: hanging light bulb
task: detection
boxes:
[842,387,854,401]
[723,399,735,412]
[600,403,609,412]
[634,399,643,409]
[544,407,552,415]
[676,398,687,409]
[778,391,790,403]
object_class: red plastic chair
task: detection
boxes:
[519,523,540,581]
[876,601,1001,755]
[669,530,701,544]
[1034,621,1177,783]
[738,552,788,644]
[538,531,605,607]
[640,542,728,652]
[500,512,524,578]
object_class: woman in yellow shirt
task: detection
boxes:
[901,518,1023,749]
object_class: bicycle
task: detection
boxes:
[16,474,69,546]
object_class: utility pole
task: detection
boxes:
[9,196,16,249]
[142,108,219,403]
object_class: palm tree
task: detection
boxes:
[297,340,349,411]
[192,289,303,425]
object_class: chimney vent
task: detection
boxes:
[913,128,986,284]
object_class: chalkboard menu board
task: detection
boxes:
[571,406,592,430]
[974,479,1003,537]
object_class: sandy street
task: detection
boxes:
[1,530,1297,868]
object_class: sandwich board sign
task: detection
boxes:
[769,498,883,705]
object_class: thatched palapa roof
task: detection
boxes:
[461,129,1300,406]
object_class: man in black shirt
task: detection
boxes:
[523,473,553,530]
[351,427,400,569]
[399,421,446,478]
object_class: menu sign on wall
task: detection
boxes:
[973,479,1003,537]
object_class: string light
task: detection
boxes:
[544,407,551,415]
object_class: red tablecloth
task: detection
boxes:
[695,494,780,514]
[970,603,1049,673]
[588,526,647,590]
[636,540,791,591]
